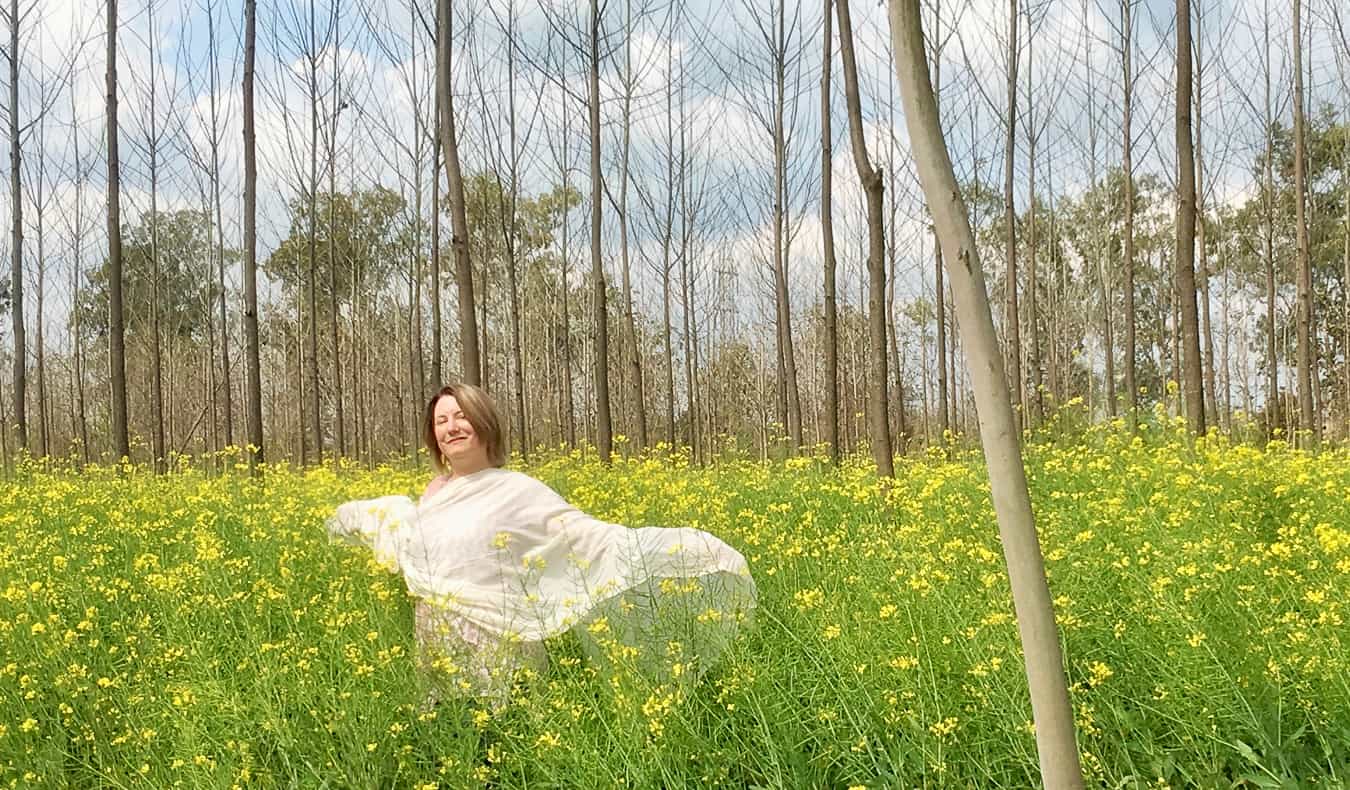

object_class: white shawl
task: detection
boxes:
[327,468,755,665]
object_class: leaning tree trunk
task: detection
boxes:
[888,2,1083,785]
[1175,0,1205,433]
[107,0,130,462]
[836,0,894,476]
[437,0,480,385]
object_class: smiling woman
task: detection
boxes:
[329,383,757,706]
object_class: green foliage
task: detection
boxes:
[73,209,229,343]
[263,186,409,305]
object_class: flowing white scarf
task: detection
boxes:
[328,468,755,672]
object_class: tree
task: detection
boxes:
[244,0,264,471]
[107,0,129,461]
[6,0,23,453]
[1292,0,1314,443]
[1176,0,1204,432]
[835,0,893,476]
[820,0,839,463]
[438,0,481,386]
[888,2,1083,785]
[587,0,613,462]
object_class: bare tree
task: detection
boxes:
[820,0,839,463]
[107,0,130,461]
[5,0,23,453]
[244,0,264,470]
[836,0,893,476]
[888,2,1083,784]
[438,0,481,385]
[1292,0,1314,443]
[587,0,613,461]
[1176,0,1204,432]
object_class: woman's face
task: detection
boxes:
[433,395,488,475]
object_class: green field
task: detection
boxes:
[2,423,1348,788]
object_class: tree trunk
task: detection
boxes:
[8,0,25,454]
[619,0,647,450]
[107,0,130,462]
[328,17,345,457]
[1121,0,1137,424]
[773,0,803,451]
[588,0,612,461]
[888,4,1083,785]
[936,236,949,437]
[243,0,263,470]
[1292,0,1314,445]
[1003,0,1021,426]
[821,0,840,464]
[1193,6,1218,427]
[207,7,233,451]
[1175,0,1204,433]
[837,0,894,476]
[1262,0,1278,435]
[437,0,480,385]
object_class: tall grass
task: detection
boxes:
[2,420,1347,787]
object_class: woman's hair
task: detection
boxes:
[422,383,507,473]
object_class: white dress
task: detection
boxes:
[327,468,756,701]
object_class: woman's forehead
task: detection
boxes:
[434,395,462,416]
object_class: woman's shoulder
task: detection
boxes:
[420,473,452,503]
[487,469,567,502]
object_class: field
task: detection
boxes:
[2,421,1348,788]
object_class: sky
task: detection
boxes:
[4,0,1349,393]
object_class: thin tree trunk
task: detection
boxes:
[619,0,647,449]
[8,0,25,454]
[588,0,612,461]
[328,16,345,457]
[1003,0,1021,426]
[837,0,893,476]
[1121,0,1138,424]
[208,6,233,450]
[1292,0,1314,445]
[1175,0,1204,433]
[1262,0,1278,435]
[889,6,1083,784]
[438,0,480,385]
[821,0,840,464]
[107,0,130,462]
[1193,6,1218,427]
[243,0,263,470]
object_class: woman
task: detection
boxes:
[328,383,756,704]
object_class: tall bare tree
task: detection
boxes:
[888,3,1082,784]
[588,0,613,461]
[1175,0,1204,433]
[107,0,129,461]
[820,0,839,463]
[1120,0,1138,424]
[438,0,480,385]
[1291,0,1314,443]
[243,0,264,470]
[1003,0,1022,425]
[835,0,893,476]
[5,0,23,453]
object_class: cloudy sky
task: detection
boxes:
[5,0,1349,363]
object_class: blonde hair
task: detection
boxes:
[422,383,507,473]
